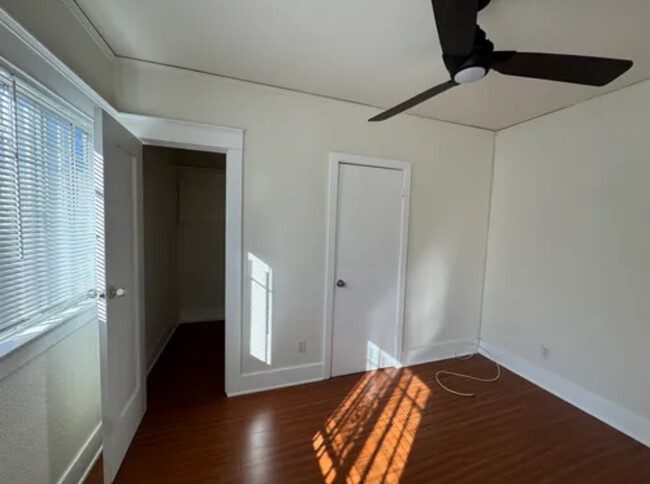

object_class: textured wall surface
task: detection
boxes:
[0,320,101,483]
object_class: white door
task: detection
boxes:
[330,159,410,377]
[97,111,145,483]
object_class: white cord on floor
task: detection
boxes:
[434,345,501,398]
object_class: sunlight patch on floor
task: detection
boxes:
[313,368,430,483]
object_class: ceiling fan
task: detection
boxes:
[369,0,633,122]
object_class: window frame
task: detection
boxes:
[0,62,97,376]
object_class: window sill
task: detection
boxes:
[0,300,97,381]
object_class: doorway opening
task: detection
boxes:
[91,113,243,483]
[142,146,227,396]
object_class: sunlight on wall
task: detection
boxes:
[248,253,272,365]
[366,341,400,371]
[313,368,430,483]
[406,249,451,347]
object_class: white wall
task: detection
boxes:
[143,146,180,368]
[482,79,650,421]
[178,167,226,323]
[0,0,116,103]
[116,59,495,375]
[0,321,101,484]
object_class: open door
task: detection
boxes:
[95,110,145,483]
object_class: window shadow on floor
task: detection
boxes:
[313,367,430,484]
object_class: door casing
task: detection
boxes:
[116,114,244,397]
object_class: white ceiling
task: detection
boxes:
[75,0,650,130]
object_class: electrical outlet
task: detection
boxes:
[298,340,306,354]
[540,345,550,360]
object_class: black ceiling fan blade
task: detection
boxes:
[369,80,458,122]
[431,0,478,56]
[491,52,633,87]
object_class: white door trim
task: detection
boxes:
[323,152,412,379]
[117,113,244,397]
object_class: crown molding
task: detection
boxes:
[61,0,117,63]
[0,6,119,119]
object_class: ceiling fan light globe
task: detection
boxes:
[454,66,487,84]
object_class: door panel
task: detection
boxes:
[331,163,407,377]
[97,110,145,483]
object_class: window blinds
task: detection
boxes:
[0,67,95,334]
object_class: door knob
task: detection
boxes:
[336,280,346,288]
[108,287,127,299]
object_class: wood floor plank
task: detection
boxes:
[85,322,650,483]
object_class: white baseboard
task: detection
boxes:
[180,306,224,323]
[480,340,650,448]
[57,422,102,484]
[228,362,324,397]
[401,339,479,367]
[228,341,479,398]
[77,442,102,484]
[146,324,178,375]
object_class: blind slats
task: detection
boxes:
[0,72,95,334]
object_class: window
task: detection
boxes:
[0,67,95,337]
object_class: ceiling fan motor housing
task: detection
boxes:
[454,65,487,84]
[444,26,494,84]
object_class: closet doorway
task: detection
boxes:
[142,146,227,393]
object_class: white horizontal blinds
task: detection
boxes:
[0,69,21,327]
[0,74,95,332]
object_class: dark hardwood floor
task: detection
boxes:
[87,323,650,483]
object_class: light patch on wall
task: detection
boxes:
[406,248,452,346]
[366,341,400,371]
[248,253,272,365]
